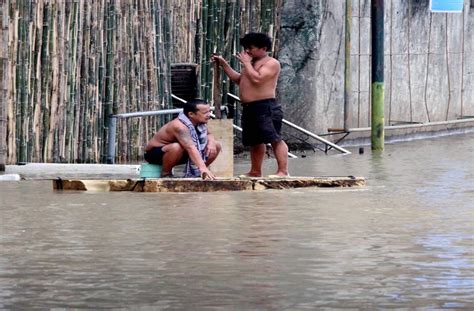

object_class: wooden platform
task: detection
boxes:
[53,176,365,192]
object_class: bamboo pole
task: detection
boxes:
[7,7,18,164]
[56,1,67,162]
[0,0,7,170]
[32,0,44,162]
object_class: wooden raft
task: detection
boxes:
[53,176,365,192]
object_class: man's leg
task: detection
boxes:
[161,143,185,177]
[205,142,222,166]
[271,140,289,176]
[243,143,266,177]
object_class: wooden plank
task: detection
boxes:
[53,176,365,192]
[207,119,234,177]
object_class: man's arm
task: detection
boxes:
[174,124,216,179]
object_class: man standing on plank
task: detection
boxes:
[211,32,289,177]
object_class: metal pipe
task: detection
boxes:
[282,119,351,154]
[106,116,117,164]
[371,0,385,150]
[113,108,183,119]
[228,93,351,154]
[349,117,474,132]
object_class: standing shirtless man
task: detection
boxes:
[211,32,289,177]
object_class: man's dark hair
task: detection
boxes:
[240,32,272,51]
[183,98,208,117]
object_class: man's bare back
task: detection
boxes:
[145,119,185,151]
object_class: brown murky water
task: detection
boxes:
[0,134,473,309]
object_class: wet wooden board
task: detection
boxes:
[53,176,365,192]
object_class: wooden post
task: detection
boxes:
[371,0,385,150]
[213,60,222,119]
[0,1,8,171]
[208,119,233,177]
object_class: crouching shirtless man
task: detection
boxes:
[144,99,221,179]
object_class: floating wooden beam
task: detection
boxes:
[53,176,366,192]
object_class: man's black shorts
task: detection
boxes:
[241,98,283,146]
[144,146,188,165]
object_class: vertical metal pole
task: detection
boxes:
[371,0,385,150]
[106,116,117,164]
[344,0,352,131]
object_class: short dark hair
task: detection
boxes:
[183,98,208,117]
[240,32,272,51]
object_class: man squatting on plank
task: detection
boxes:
[144,99,221,179]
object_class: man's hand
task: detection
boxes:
[211,54,226,67]
[236,50,252,65]
[200,167,216,180]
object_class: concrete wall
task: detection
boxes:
[278,0,474,135]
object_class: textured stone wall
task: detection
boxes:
[278,0,474,134]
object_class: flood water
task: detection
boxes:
[1,133,473,309]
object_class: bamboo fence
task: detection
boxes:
[2,0,281,164]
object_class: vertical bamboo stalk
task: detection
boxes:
[64,0,78,162]
[272,0,283,56]
[7,6,18,164]
[40,1,51,162]
[18,0,28,162]
[56,1,67,162]
[26,1,35,163]
[104,0,115,162]
[200,0,209,100]
[0,0,8,170]
[45,1,60,162]
[32,0,44,162]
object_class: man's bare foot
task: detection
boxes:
[243,172,262,177]
[269,172,290,177]
[238,172,262,178]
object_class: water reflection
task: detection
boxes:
[0,133,473,309]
